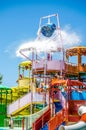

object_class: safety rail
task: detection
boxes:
[33,60,65,72]
[32,108,51,130]
[79,64,86,72]
[69,100,86,115]
[5,106,49,129]
[68,100,86,122]
[65,63,86,74]
[18,78,31,87]
[7,92,44,115]
[32,108,66,130]
[48,109,65,130]
[65,63,78,74]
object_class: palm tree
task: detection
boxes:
[0,73,3,84]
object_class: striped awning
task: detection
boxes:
[19,61,32,67]
[66,46,86,57]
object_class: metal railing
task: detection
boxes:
[4,106,49,129]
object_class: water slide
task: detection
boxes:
[37,91,67,130]
[71,90,86,100]
[59,105,86,130]
[7,92,48,116]
[58,91,86,130]
[40,91,86,130]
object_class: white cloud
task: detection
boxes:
[61,30,81,46]
[16,25,82,59]
[61,25,81,47]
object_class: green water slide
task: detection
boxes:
[0,104,7,126]
[0,85,12,126]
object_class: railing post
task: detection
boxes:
[26,117,28,130]
[22,117,24,130]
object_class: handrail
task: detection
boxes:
[48,109,64,130]
[32,108,51,130]
[7,92,44,115]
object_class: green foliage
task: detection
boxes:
[0,73,3,84]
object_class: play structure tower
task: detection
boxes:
[18,61,32,89]
[66,46,86,80]
[1,14,86,129]
[19,14,64,81]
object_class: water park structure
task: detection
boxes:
[0,13,86,130]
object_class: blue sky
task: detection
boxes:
[0,0,86,87]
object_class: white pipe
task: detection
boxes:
[59,105,86,130]
[59,121,86,130]
[78,105,86,116]
[41,14,57,19]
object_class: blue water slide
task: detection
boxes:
[54,102,63,113]
[62,91,68,100]
[40,123,48,130]
[82,91,86,100]
[71,90,86,100]
[71,90,81,100]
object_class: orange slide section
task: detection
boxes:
[32,108,51,130]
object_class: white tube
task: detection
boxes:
[59,121,86,130]
[78,105,86,116]
[59,105,86,130]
